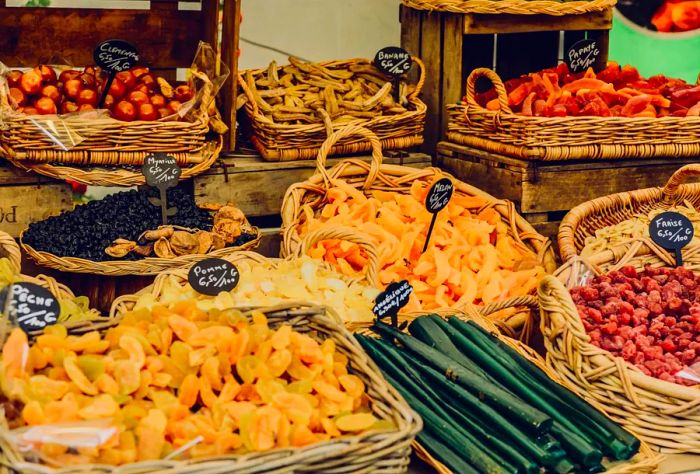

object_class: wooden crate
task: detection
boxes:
[0,162,73,238]
[436,141,699,245]
[0,0,241,150]
[401,5,613,154]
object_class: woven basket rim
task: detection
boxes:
[401,0,616,15]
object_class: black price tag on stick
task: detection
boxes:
[94,39,139,108]
[374,46,413,102]
[373,280,413,328]
[0,283,60,333]
[565,39,604,74]
[423,178,454,252]
[142,153,181,225]
[189,258,240,296]
[649,211,694,267]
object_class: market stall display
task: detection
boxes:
[559,164,700,262]
[238,57,426,161]
[20,188,260,276]
[447,66,700,160]
[282,125,555,331]
[540,240,700,451]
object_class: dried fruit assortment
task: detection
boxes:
[296,179,545,312]
[653,1,700,32]
[105,204,253,259]
[476,62,700,118]
[3,64,191,121]
[136,257,379,325]
[581,204,700,258]
[242,57,416,125]
[571,265,700,385]
[22,189,256,262]
[0,304,380,465]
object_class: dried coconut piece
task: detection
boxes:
[105,239,137,258]
[153,237,175,259]
[170,231,199,256]
[142,227,174,241]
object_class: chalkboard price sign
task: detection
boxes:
[423,178,454,252]
[373,280,413,328]
[0,282,60,333]
[649,211,694,266]
[93,39,139,108]
[142,153,181,225]
[188,258,240,296]
[565,39,604,74]
[374,47,413,101]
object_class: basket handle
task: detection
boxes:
[0,231,21,273]
[465,68,512,114]
[661,164,700,205]
[237,72,260,117]
[315,124,384,190]
[408,56,426,100]
[299,225,380,287]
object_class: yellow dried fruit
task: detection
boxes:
[105,239,137,258]
[170,231,199,256]
[153,237,175,259]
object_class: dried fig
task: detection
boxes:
[142,226,174,241]
[196,231,214,254]
[170,231,199,256]
[153,237,175,258]
[105,239,136,258]
[213,205,245,225]
[213,219,242,244]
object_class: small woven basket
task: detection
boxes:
[19,221,261,277]
[238,58,427,161]
[559,163,700,262]
[447,68,700,161]
[540,239,700,452]
[401,0,615,15]
[280,124,556,332]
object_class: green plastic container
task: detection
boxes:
[610,9,700,82]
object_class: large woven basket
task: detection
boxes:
[401,302,661,474]
[559,163,700,262]
[0,63,222,186]
[19,219,261,277]
[540,239,700,452]
[402,0,615,15]
[447,68,700,161]
[238,58,427,162]
[280,125,556,332]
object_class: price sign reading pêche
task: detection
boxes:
[374,46,413,102]
[93,39,139,108]
[188,258,240,296]
[649,211,694,267]
[423,178,454,252]
[373,280,413,328]
[0,283,60,333]
[142,153,181,225]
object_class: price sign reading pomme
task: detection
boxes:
[0,283,60,333]
[189,258,240,296]
[649,211,694,267]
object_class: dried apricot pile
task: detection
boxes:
[0,302,381,465]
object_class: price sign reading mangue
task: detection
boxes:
[565,39,604,74]
[649,211,694,267]
[142,153,181,225]
[0,282,60,333]
[373,280,413,328]
[93,39,139,108]
[423,178,454,252]
[374,46,413,102]
[188,258,240,296]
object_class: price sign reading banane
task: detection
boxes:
[649,211,694,267]
[188,258,240,296]
[0,282,60,333]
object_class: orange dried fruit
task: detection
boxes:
[178,373,199,408]
[113,360,141,395]
[2,328,29,379]
[272,392,313,425]
[267,349,292,377]
[22,400,46,425]
[78,393,119,419]
[96,373,119,395]
[338,374,365,399]
[201,356,222,391]
[119,334,146,369]
[270,325,292,350]
[334,412,377,432]
[167,314,198,342]
[63,355,98,395]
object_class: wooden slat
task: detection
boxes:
[0,6,208,68]
[194,152,432,217]
[419,11,443,155]
[221,0,241,151]
[441,14,464,143]
[496,31,559,81]
[0,183,73,238]
[400,4,422,86]
[464,9,612,34]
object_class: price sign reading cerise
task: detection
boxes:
[423,178,454,252]
[142,153,181,225]
[93,39,139,108]
[373,280,413,328]
[188,258,240,296]
[649,211,694,267]
[0,282,60,333]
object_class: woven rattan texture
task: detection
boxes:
[402,0,615,15]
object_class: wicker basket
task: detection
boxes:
[280,124,556,332]
[540,239,700,452]
[238,58,427,161]
[0,64,223,186]
[402,0,616,15]
[559,163,700,262]
[447,68,700,161]
[19,220,262,277]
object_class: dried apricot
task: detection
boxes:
[63,355,98,395]
[113,360,141,395]
[78,394,119,419]
[178,373,199,408]
[335,412,377,432]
